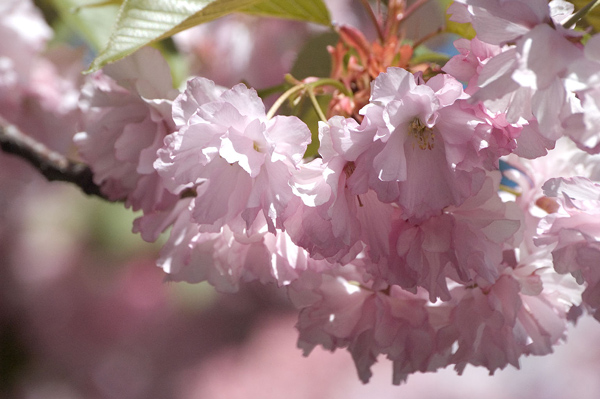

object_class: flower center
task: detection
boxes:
[343,161,356,178]
[343,162,364,207]
[535,197,559,214]
[409,118,434,150]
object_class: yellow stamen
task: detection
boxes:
[409,118,434,150]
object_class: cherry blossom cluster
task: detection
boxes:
[6,0,600,386]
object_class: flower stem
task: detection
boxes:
[307,88,328,123]
[308,78,353,98]
[266,77,352,120]
[412,25,445,49]
[359,0,385,43]
[256,83,288,100]
[71,0,121,13]
[562,0,600,29]
[400,0,430,24]
[266,84,304,119]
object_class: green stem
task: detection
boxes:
[71,0,121,13]
[308,78,353,98]
[256,83,288,99]
[266,77,352,120]
[266,84,304,120]
[307,89,328,123]
[563,0,600,29]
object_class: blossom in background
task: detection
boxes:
[0,0,51,94]
[0,0,83,152]
[173,16,311,89]
[172,0,370,90]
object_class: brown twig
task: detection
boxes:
[402,0,431,22]
[0,123,108,200]
[412,25,445,49]
[359,0,385,43]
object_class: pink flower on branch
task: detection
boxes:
[156,77,311,235]
[381,173,522,301]
[7,0,600,389]
[447,0,574,46]
[152,76,325,290]
[536,177,600,321]
[351,67,492,222]
[289,248,577,385]
[75,47,180,219]
[286,115,396,264]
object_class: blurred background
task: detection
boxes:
[2,0,600,398]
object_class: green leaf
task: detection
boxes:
[45,0,121,51]
[571,0,600,34]
[87,0,331,73]
[290,31,338,79]
[445,16,475,39]
[240,0,330,25]
[443,1,475,39]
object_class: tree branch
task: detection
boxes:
[0,122,108,200]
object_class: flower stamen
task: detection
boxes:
[344,161,356,178]
[409,117,434,150]
[535,197,560,214]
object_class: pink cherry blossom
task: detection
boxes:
[447,0,571,46]
[286,115,396,264]
[379,173,521,301]
[473,25,581,138]
[6,0,600,389]
[158,203,271,292]
[288,241,578,385]
[288,264,439,385]
[445,0,592,159]
[442,37,502,95]
[536,177,600,321]
[156,76,311,234]
[75,47,180,236]
[440,261,576,377]
[156,196,330,291]
[359,68,488,221]
[561,34,600,154]
[443,38,558,159]
[173,16,312,90]
[446,0,588,157]
[151,75,327,290]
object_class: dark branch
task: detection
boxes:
[0,122,109,200]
